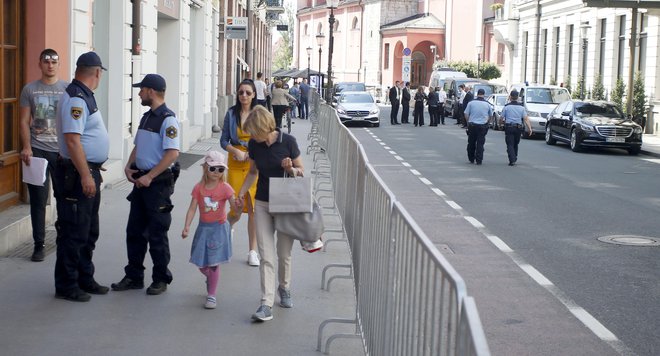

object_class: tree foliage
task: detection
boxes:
[610,77,626,114]
[272,4,295,71]
[445,61,502,80]
[632,71,647,119]
[563,75,572,94]
[591,73,605,100]
[572,75,583,99]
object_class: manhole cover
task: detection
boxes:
[597,235,660,247]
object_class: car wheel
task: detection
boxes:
[628,146,641,155]
[570,128,582,152]
[545,125,557,145]
[372,123,380,128]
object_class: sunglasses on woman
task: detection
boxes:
[238,90,253,96]
[207,166,225,173]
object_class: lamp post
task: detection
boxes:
[316,32,325,94]
[326,0,339,103]
[580,21,590,100]
[306,46,312,84]
[476,44,483,79]
[430,45,436,69]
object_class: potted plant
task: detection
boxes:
[490,2,504,19]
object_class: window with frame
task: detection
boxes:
[352,17,359,30]
[638,13,647,71]
[522,31,528,81]
[554,27,560,83]
[541,28,548,83]
[598,18,606,78]
[617,15,625,77]
[384,43,390,69]
[567,24,574,77]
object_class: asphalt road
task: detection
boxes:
[348,105,660,355]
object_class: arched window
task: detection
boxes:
[304,24,308,36]
[333,20,339,32]
[317,23,322,35]
[352,17,359,30]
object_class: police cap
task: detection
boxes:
[76,51,107,70]
[477,88,485,95]
[510,90,519,98]
[132,74,167,92]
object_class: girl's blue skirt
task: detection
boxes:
[189,221,232,267]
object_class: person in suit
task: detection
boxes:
[461,85,474,128]
[401,82,411,124]
[388,81,401,125]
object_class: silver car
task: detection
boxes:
[335,91,380,127]
[487,94,508,130]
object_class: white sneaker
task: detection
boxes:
[301,239,323,253]
[204,296,217,309]
[247,250,260,266]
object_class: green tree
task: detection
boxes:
[610,77,626,114]
[632,71,647,120]
[563,75,572,94]
[446,61,501,80]
[572,75,583,99]
[549,76,557,85]
[591,73,605,100]
[272,5,294,70]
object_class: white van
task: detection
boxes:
[428,68,467,90]
[509,83,571,135]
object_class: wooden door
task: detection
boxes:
[0,0,22,211]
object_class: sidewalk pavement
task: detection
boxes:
[641,134,660,158]
[0,118,364,356]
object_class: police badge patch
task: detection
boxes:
[166,126,178,139]
[71,107,83,120]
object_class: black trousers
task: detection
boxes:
[428,106,438,125]
[467,123,489,163]
[124,179,174,284]
[413,102,425,126]
[390,102,400,124]
[505,125,524,163]
[53,162,102,293]
[401,103,410,123]
[272,105,287,128]
[27,148,59,246]
[299,97,308,119]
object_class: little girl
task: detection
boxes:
[182,151,238,309]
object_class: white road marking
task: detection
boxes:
[519,264,554,286]
[431,188,445,197]
[383,145,389,148]
[569,308,618,341]
[410,169,421,176]
[402,162,411,167]
[485,235,513,252]
[388,150,397,154]
[394,156,404,161]
[419,177,432,185]
[642,158,660,164]
[446,201,462,210]
[464,216,484,228]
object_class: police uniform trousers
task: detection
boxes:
[53,160,102,294]
[401,101,410,123]
[124,177,174,284]
[390,101,400,125]
[428,106,438,126]
[467,123,489,163]
[413,101,425,126]
[504,124,524,164]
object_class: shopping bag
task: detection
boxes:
[273,199,324,242]
[268,176,313,213]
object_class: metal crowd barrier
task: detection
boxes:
[306,91,490,355]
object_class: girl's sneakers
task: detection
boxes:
[204,296,217,309]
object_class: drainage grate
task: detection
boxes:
[597,235,660,247]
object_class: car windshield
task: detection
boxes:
[525,88,571,104]
[495,96,507,106]
[341,93,373,103]
[473,84,496,97]
[336,83,366,93]
[574,103,623,118]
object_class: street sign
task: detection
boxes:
[402,56,411,82]
[225,17,248,40]
[403,47,412,56]
[277,24,288,31]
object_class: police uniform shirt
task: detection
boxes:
[501,102,527,125]
[56,79,109,163]
[464,98,493,125]
[134,103,180,170]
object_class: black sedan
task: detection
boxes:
[545,100,642,155]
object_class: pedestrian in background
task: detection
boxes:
[464,88,493,165]
[112,73,180,296]
[413,85,427,127]
[288,81,301,119]
[220,79,260,266]
[389,81,401,125]
[182,151,238,309]
[455,84,466,125]
[254,72,268,108]
[401,82,411,124]
[437,86,447,125]
[19,48,68,262]
[299,79,310,119]
[266,78,273,112]
[500,90,532,166]
[427,86,440,126]
[461,85,474,128]
[53,51,109,302]
[271,80,297,129]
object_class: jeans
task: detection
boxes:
[299,97,308,119]
[27,148,59,246]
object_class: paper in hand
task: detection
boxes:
[22,157,48,186]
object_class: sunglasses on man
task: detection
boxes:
[41,54,59,61]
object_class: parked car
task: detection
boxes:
[442,78,507,119]
[333,82,367,104]
[334,91,380,127]
[545,99,643,155]
[428,68,467,91]
[487,93,509,130]
[509,83,571,136]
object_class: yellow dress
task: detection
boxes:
[227,125,257,214]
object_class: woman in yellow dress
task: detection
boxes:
[220,79,259,266]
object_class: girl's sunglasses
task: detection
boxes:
[207,166,225,173]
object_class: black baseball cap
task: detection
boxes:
[76,51,107,70]
[477,88,485,95]
[510,90,519,98]
[132,74,167,92]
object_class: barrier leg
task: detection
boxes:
[317,318,359,353]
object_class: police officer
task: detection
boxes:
[464,88,493,165]
[500,90,533,166]
[111,74,180,295]
[54,51,109,302]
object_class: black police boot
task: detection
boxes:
[146,281,168,295]
[31,245,45,262]
[111,277,144,291]
[55,288,91,302]
[81,281,110,295]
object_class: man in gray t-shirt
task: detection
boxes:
[19,48,67,262]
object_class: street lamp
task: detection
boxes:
[476,44,483,78]
[306,46,312,84]
[430,45,437,69]
[316,32,325,93]
[580,21,590,100]
[326,0,339,103]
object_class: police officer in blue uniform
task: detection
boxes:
[111,74,180,295]
[500,90,533,166]
[464,88,493,165]
[54,51,109,302]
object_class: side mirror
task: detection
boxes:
[561,111,571,117]
[376,99,381,103]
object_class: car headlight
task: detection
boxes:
[580,123,594,132]
[527,111,541,117]
[633,126,642,134]
[336,107,346,115]
[369,108,379,115]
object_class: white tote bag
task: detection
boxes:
[268,176,313,213]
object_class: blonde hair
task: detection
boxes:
[200,162,227,185]
[243,105,276,137]
[275,80,283,88]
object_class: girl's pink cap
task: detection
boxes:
[203,150,228,168]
